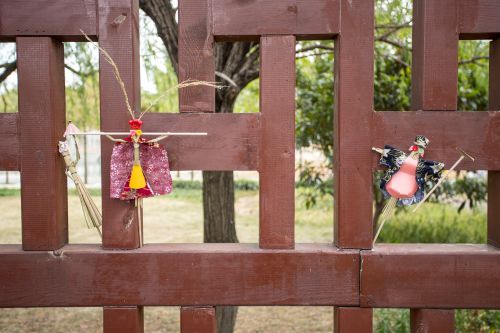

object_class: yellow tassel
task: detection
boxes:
[130,164,146,189]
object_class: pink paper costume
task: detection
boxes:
[110,119,173,200]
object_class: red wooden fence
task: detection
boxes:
[0,0,499,332]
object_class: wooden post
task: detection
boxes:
[98,1,144,332]
[17,37,68,250]
[410,309,454,333]
[412,0,459,110]
[334,307,372,333]
[334,0,374,249]
[488,38,500,247]
[259,35,296,249]
[103,307,144,333]
[181,307,217,333]
[98,0,142,250]
[178,0,215,112]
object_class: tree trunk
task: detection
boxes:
[216,306,238,333]
[203,171,238,243]
[202,170,238,332]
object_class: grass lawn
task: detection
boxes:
[0,187,493,332]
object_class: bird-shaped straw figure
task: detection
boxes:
[372,135,445,245]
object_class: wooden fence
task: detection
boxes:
[0,0,499,332]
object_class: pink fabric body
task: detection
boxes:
[386,155,418,199]
[110,142,173,200]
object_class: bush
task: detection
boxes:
[378,203,486,243]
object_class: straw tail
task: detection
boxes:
[59,141,102,236]
[72,172,102,235]
[373,197,397,246]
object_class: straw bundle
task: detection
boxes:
[59,140,102,236]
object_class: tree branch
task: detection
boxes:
[376,36,411,51]
[459,56,489,66]
[64,64,97,77]
[297,51,333,59]
[296,45,335,54]
[375,21,412,30]
[0,61,16,84]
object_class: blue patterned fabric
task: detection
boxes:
[378,145,444,206]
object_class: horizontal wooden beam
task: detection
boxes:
[373,111,500,171]
[212,0,340,41]
[459,0,500,39]
[0,113,259,172]
[142,113,259,171]
[0,113,19,171]
[361,244,500,309]
[0,0,97,41]
[0,244,359,307]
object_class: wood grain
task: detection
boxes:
[259,36,296,249]
[103,307,144,333]
[488,39,500,247]
[0,113,19,171]
[361,244,500,308]
[98,2,143,331]
[142,113,260,171]
[410,309,455,333]
[459,0,500,38]
[0,244,360,307]
[372,111,500,171]
[412,0,458,110]
[181,307,217,333]
[178,0,215,112]
[0,0,97,41]
[98,0,141,250]
[17,37,68,251]
[334,307,372,333]
[213,0,340,41]
[334,0,374,249]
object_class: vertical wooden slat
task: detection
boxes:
[98,1,143,332]
[412,0,458,111]
[334,0,374,249]
[181,307,217,333]
[488,38,500,248]
[259,35,296,249]
[103,307,144,333]
[17,37,67,251]
[410,309,455,333]
[334,307,372,333]
[98,0,141,250]
[178,0,215,112]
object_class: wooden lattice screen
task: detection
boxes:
[0,0,499,332]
